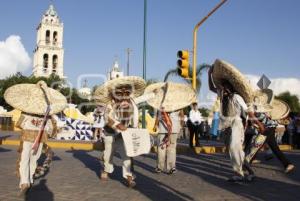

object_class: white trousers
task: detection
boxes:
[103,135,132,179]
[19,141,43,188]
[228,117,245,176]
[157,134,178,171]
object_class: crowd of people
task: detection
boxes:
[2,58,296,196]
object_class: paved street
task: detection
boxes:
[0,145,300,201]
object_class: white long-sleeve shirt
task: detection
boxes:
[189,110,203,125]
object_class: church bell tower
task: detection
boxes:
[33,4,65,78]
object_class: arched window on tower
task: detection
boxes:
[52,55,58,73]
[43,54,49,73]
[53,31,58,45]
[46,30,50,44]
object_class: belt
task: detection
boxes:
[21,130,48,143]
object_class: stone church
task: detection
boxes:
[33,4,65,78]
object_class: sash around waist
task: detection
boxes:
[21,130,48,143]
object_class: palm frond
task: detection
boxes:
[163,69,178,82]
[163,63,212,93]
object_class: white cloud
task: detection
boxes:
[198,74,300,109]
[246,74,300,98]
[0,35,31,79]
[199,91,217,108]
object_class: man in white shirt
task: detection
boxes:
[188,102,203,147]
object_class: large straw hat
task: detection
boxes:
[212,59,253,103]
[252,89,274,113]
[269,99,290,120]
[144,82,197,112]
[93,76,146,104]
[4,81,67,115]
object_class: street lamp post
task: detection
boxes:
[126,48,132,76]
[192,0,228,90]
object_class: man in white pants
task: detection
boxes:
[155,110,182,174]
[94,76,157,187]
[4,81,66,195]
[208,60,254,182]
[16,114,55,193]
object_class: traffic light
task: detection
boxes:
[177,50,190,78]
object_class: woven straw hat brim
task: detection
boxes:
[93,76,146,104]
[4,83,67,115]
[253,89,274,105]
[145,82,197,112]
[269,99,290,120]
[252,89,274,112]
[212,59,253,103]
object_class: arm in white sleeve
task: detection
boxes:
[234,94,248,111]
[105,105,121,130]
[189,110,195,123]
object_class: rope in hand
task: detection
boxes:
[159,109,172,149]
[32,82,51,155]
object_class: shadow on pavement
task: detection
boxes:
[66,149,101,178]
[134,171,194,201]
[178,153,300,201]
[0,146,12,152]
[25,179,54,201]
[138,152,300,201]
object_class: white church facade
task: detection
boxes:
[33,5,65,78]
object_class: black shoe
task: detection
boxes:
[167,168,177,175]
[227,175,244,183]
[155,167,162,173]
[264,154,274,161]
[246,174,256,182]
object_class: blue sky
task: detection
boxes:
[1,0,300,104]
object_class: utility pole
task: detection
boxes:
[126,48,132,76]
[142,0,147,128]
[83,79,88,87]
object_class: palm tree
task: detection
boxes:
[164,64,211,93]
[146,78,158,86]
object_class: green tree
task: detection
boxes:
[276,91,300,113]
[199,107,210,117]
[0,73,65,111]
[164,64,211,93]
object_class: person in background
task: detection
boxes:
[178,110,185,140]
[201,120,210,142]
[287,115,295,145]
[92,105,106,142]
[188,102,203,147]
[294,113,300,149]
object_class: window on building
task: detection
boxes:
[43,54,49,73]
[53,32,58,45]
[46,30,50,44]
[52,55,58,73]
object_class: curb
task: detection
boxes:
[0,138,293,154]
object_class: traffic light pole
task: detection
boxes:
[192,0,227,90]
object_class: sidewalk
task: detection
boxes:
[0,131,293,154]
